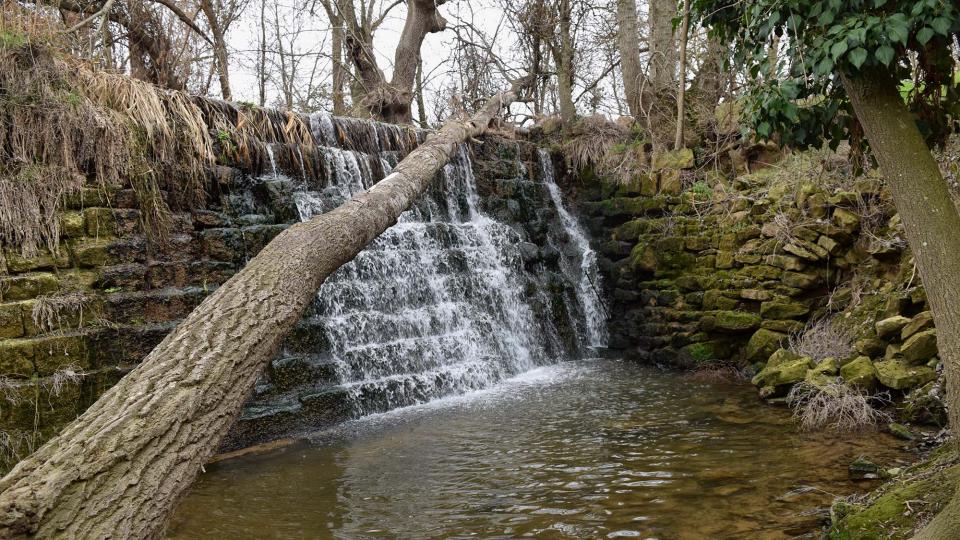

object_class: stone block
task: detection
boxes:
[0,338,34,377]
[658,170,682,195]
[782,271,820,290]
[761,319,805,334]
[832,208,861,233]
[901,311,934,341]
[0,273,59,301]
[714,310,762,332]
[744,329,787,363]
[765,254,805,271]
[840,356,878,390]
[900,330,938,365]
[652,148,695,171]
[760,301,809,320]
[59,211,85,238]
[875,316,911,340]
[4,248,70,272]
[0,302,24,339]
[874,359,937,390]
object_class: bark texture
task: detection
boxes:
[840,70,960,540]
[0,81,528,540]
[615,0,644,120]
[339,0,447,123]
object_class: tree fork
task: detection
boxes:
[839,69,960,540]
[0,79,531,540]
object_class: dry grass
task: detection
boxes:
[788,318,855,364]
[688,363,749,383]
[562,115,635,182]
[787,381,890,433]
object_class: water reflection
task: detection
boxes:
[169,360,910,539]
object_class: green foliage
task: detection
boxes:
[690,181,712,200]
[692,0,960,148]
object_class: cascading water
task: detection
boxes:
[539,150,609,349]
[226,113,607,445]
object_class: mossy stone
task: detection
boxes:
[651,148,694,170]
[751,354,813,388]
[0,302,25,339]
[900,311,934,341]
[782,271,820,290]
[832,207,861,233]
[760,301,809,320]
[744,329,787,363]
[59,211,85,238]
[714,311,761,332]
[0,273,60,301]
[840,357,878,390]
[875,315,910,339]
[874,359,936,390]
[0,339,34,376]
[900,329,938,365]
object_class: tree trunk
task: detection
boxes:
[615,0,643,120]
[199,0,233,101]
[840,72,960,540]
[554,0,576,124]
[330,13,346,115]
[0,80,529,540]
[674,0,691,149]
[648,0,676,93]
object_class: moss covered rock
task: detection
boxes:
[760,300,809,320]
[901,311,934,341]
[714,311,762,332]
[900,329,938,365]
[840,357,879,391]
[875,359,937,390]
[875,315,911,340]
[744,329,787,363]
[751,351,814,388]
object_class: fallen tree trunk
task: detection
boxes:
[0,79,529,539]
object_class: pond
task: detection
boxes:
[169,359,910,539]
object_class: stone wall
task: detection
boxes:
[0,133,576,471]
[573,151,943,419]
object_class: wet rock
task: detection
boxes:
[848,456,880,480]
[751,353,814,388]
[840,357,878,391]
[887,423,915,441]
[518,241,540,262]
[900,329,937,365]
[875,316,910,340]
[874,359,937,390]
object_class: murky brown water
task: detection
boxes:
[169,359,911,539]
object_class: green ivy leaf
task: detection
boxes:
[887,20,910,44]
[830,40,848,60]
[849,47,868,68]
[875,45,895,66]
[917,27,935,45]
[816,58,834,75]
[931,17,951,36]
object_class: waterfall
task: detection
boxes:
[287,122,551,417]
[227,115,608,444]
[539,149,609,349]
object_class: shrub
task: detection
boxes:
[788,317,855,364]
[787,381,890,433]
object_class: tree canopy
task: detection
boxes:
[693,0,960,149]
